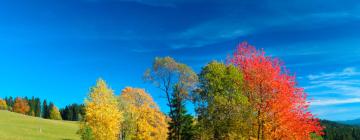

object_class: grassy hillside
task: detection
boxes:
[0,110,80,140]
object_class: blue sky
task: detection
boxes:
[0,0,360,121]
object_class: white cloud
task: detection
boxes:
[307,67,359,80]
[310,98,360,106]
[305,67,360,106]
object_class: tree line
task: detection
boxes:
[320,120,360,140]
[0,96,84,121]
[78,42,324,140]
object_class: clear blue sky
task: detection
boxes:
[0,0,360,121]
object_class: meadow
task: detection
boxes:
[0,110,79,140]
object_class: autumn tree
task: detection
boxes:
[13,97,30,114]
[84,78,122,140]
[119,87,168,140]
[50,105,62,120]
[194,61,252,139]
[144,56,198,140]
[0,99,7,110]
[230,42,323,139]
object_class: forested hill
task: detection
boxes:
[321,120,360,140]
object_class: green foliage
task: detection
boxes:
[78,122,95,140]
[168,85,196,140]
[144,56,198,139]
[194,61,251,139]
[60,103,85,121]
[42,100,49,119]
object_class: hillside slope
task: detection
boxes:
[321,120,360,140]
[0,110,80,140]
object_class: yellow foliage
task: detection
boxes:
[120,87,168,140]
[0,99,7,110]
[50,106,62,120]
[85,79,122,140]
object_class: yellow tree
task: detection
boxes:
[119,87,168,140]
[49,105,62,120]
[0,99,7,110]
[84,78,122,140]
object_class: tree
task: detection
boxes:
[84,78,122,140]
[0,99,7,110]
[34,98,41,117]
[194,61,251,139]
[5,96,14,110]
[42,100,49,118]
[61,103,85,121]
[168,84,196,140]
[50,105,62,120]
[13,97,30,114]
[78,122,95,140]
[27,96,36,116]
[230,42,323,139]
[144,56,198,140]
[119,87,168,140]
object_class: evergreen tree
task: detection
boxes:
[168,84,196,140]
[60,103,85,121]
[42,100,49,118]
[28,96,36,116]
[4,96,14,110]
[144,57,198,140]
[35,98,41,117]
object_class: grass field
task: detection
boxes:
[0,110,80,140]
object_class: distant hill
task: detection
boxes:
[338,118,360,125]
[0,110,79,140]
[321,120,360,140]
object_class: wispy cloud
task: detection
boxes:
[307,67,359,80]
[306,67,360,106]
[311,98,360,106]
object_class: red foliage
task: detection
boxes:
[230,42,323,139]
[13,97,30,115]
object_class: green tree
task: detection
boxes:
[34,98,41,117]
[4,96,14,110]
[194,61,251,139]
[168,84,196,140]
[144,56,198,140]
[61,104,85,121]
[78,122,95,140]
[42,100,49,118]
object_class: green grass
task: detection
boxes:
[0,110,80,140]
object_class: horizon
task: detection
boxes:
[1,0,360,121]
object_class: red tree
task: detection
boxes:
[13,97,30,115]
[230,42,323,139]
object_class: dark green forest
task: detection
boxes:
[320,120,360,140]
